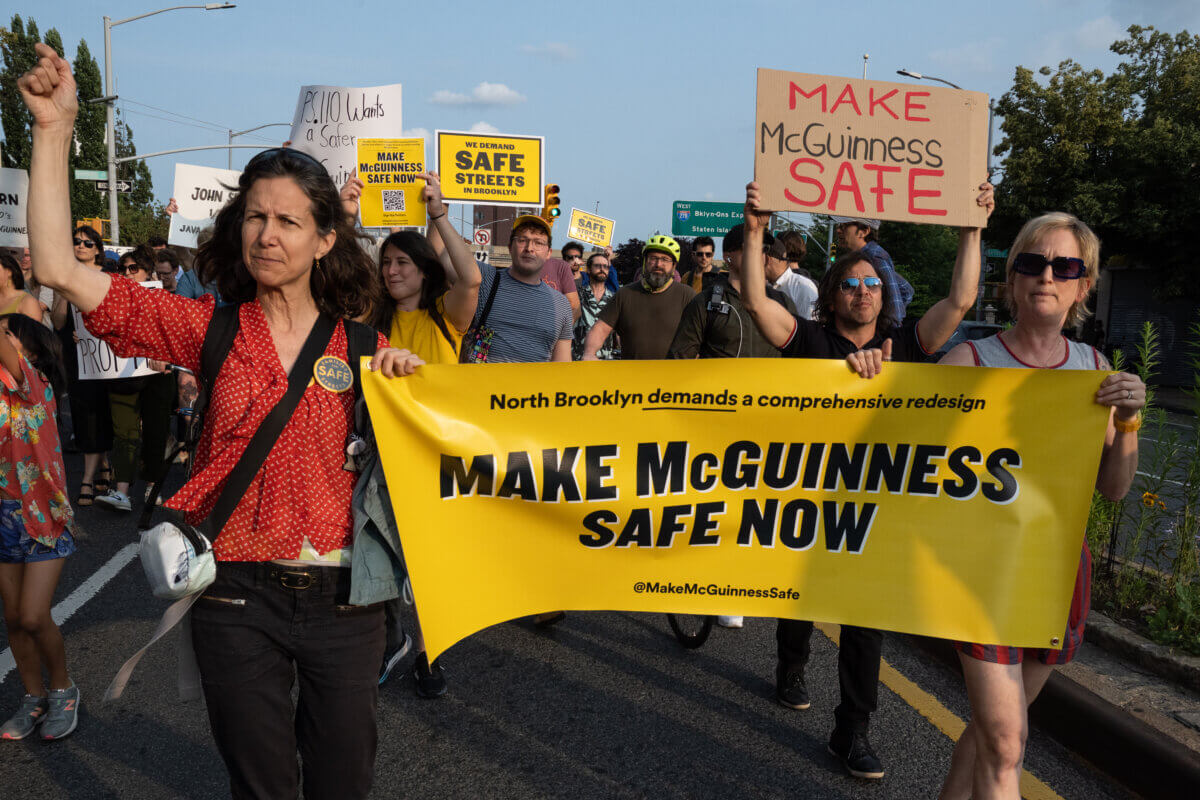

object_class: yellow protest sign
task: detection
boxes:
[566,208,615,248]
[436,130,543,206]
[356,138,427,227]
[362,359,1109,662]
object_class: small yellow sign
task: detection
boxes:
[437,130,543,206]
[314,355,353,393]
[566,208,615,248]
[356,138,427,228]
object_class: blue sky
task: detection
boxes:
[17,0,1200,246]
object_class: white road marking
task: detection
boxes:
[0,543,139,684]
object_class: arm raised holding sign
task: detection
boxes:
[18,44,111,313]
[420,172,480,333]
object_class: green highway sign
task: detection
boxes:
[672,201,744,237]
[75,169,108,181]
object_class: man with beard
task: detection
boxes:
[581,236,696,360]
[468,215,573,364]
[832,216,912,322]
[573,251,618,360]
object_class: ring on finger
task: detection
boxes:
[1126,390,1133,400]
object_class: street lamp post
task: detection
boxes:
[102,3,235,245]
[228,123,289,169]
[897,68,995,320]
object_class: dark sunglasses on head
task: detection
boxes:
[245,146,326,172]
[73,238,97,249]
[1011,252,1087,280]
[838,276,882,292]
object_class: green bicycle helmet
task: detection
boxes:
[643,234,681,264]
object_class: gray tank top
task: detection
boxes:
[968,334,1100,371]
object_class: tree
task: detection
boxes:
[0,15,40,168]
[70,38,106,220]
[612,237,646,285]
[991,25,1200,295]
[881,222,961,317]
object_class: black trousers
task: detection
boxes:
[776,618,882,734]
[191,562,386,800]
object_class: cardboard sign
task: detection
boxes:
[362,358,1108,661]
[754,69,989,227]
[167,163,242,248]
[356,138,427,228]
[437,131,543,206]
[0,167,29,247]
[74,286,163,380]
[566,208,615,248]
[289,84,403,189]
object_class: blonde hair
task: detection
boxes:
[1004,212,1101,327]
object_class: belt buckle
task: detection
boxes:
[279,571,314,590]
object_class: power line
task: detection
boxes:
[120,98,228,132]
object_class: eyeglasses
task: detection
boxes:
[838,276,882,293]
[73,238,97,249]
[1011,252,1087,281]
[511,236,549,249]
[645,254,674,266]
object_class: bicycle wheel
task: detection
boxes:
[667,613,714,649]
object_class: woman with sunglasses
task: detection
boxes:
[60,225,114,505]
[20,44,420,799]
[934,214,1143,799]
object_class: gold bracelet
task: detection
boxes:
[1113,415,1142,434]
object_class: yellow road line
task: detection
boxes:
[814,622,1063,800]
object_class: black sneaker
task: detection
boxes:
[378,632,412,686]
[413,652,447,699]
[775,664,811,710]
[827,730,885,779]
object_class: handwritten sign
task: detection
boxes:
[566,208,615,248]
[437,131,543,206]
[356,138,427,228]
[167,163,242,248]
[0,167,29,247]
[289,84,403,189]
[74,285,162,380]
[754,69,989,227]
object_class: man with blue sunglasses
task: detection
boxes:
[740,179,994,780]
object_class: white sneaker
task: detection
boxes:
[95,490,131,512]
[717,615,744,628]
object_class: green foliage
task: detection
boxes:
[0,14,39,168]
[883,221,960,317]
[612,237,646,285]
[992,25,1200,296]
[70,39,106,221]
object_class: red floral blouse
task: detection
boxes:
[82,276,386,561]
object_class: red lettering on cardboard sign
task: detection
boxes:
[868,89,900,120]
[829,85,863,116]
[828,161,865,213]
[788,82,828,112]
[784,158,826,207]
[907,169,947,216]
[904,91,931,122]
[862,164,902,213]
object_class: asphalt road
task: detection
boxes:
[0,460,1136,799]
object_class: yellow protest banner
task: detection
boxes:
[566,208,616,248]
[361,359,1109,662]
[356,138,427,227]
[436,130,543,206]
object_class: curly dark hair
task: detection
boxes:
[195,148,382,320]
[1,313,66,397]
[368,231,448,333]
[814,251,898,332]
[0,252,24,291]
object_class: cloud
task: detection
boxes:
[429,82,526,106]
[521,42,577,61]
[468,121,501,134]
[926,37,1004,76]
[1073,15,1124,50]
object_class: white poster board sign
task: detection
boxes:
[74,282,163,380]
[167,163,242,248]
[289,83,403,189]
[0,167,30,247]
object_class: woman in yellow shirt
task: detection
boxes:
[367,173,480,697]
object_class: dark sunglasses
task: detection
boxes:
[1011,252,1087,280]
[73,238,97,249]
[245,146,326,172]
[838,276,882,292]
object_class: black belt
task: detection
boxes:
[220,561,349,593]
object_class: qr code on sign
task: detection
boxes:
[382,190,405,213]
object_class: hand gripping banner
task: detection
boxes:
[361,359,1109,661]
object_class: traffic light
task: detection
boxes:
[829,241,837,264]
[541,183,561,226]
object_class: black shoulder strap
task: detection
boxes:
[202,314,337,538]
[428,307,458,354]
[343,319,378,398]
[200,304,241,396]
[476,268,503,330]
[702,282,725,346]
